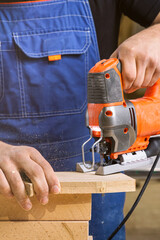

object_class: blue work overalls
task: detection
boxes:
[0,1,125,239]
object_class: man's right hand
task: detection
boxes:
[0,141,61,211]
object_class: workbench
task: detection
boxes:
[0,172,135,240]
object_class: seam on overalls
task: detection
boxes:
[0,14,92,23]
[13,30,91,57]
[0,100,87,118]
[0,42,4,102]
[85,42,88,97]
[16,36,27,117]
[0,0,85,9]
[83,0,100,61]
[14,29,90,37]
[16,45,24,116]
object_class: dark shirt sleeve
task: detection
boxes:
[119,0,160,27]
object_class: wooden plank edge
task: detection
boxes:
[24,172,136,196]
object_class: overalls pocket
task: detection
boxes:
[13,28,91,117]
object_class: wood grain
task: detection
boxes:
[58,172,135,194]
[0,221,88,240]
[0,194,91,221]
[24,172,135,196]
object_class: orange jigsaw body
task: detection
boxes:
[87,58,160,159]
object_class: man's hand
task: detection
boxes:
[0,141,61,211]
[111,22,160,93]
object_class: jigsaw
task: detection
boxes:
[76,58,160,175]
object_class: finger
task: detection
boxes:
[2,167,32,211]
[124,87,139,94]
[150,71,160,87]
[0,168,13,198]
[120,57,137,91]
[127,59,146,93]
[29,149,61,194]
[21,157,49,204]
[142,64,156,87]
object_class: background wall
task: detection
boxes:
[124,179,160,240]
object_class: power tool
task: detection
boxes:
[76,58,160,175]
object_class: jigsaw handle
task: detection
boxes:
[87,59,126,138]
[88,58,124,105]
[88,58,160,103]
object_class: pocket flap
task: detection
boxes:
[13,29,91,58]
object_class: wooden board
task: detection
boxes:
[56,172,135,193]
[25,172,135,196]
[0,221,88,240]
[0,194,91,221]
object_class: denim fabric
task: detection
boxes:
[0,1,125,239]
[90,193,125,240]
